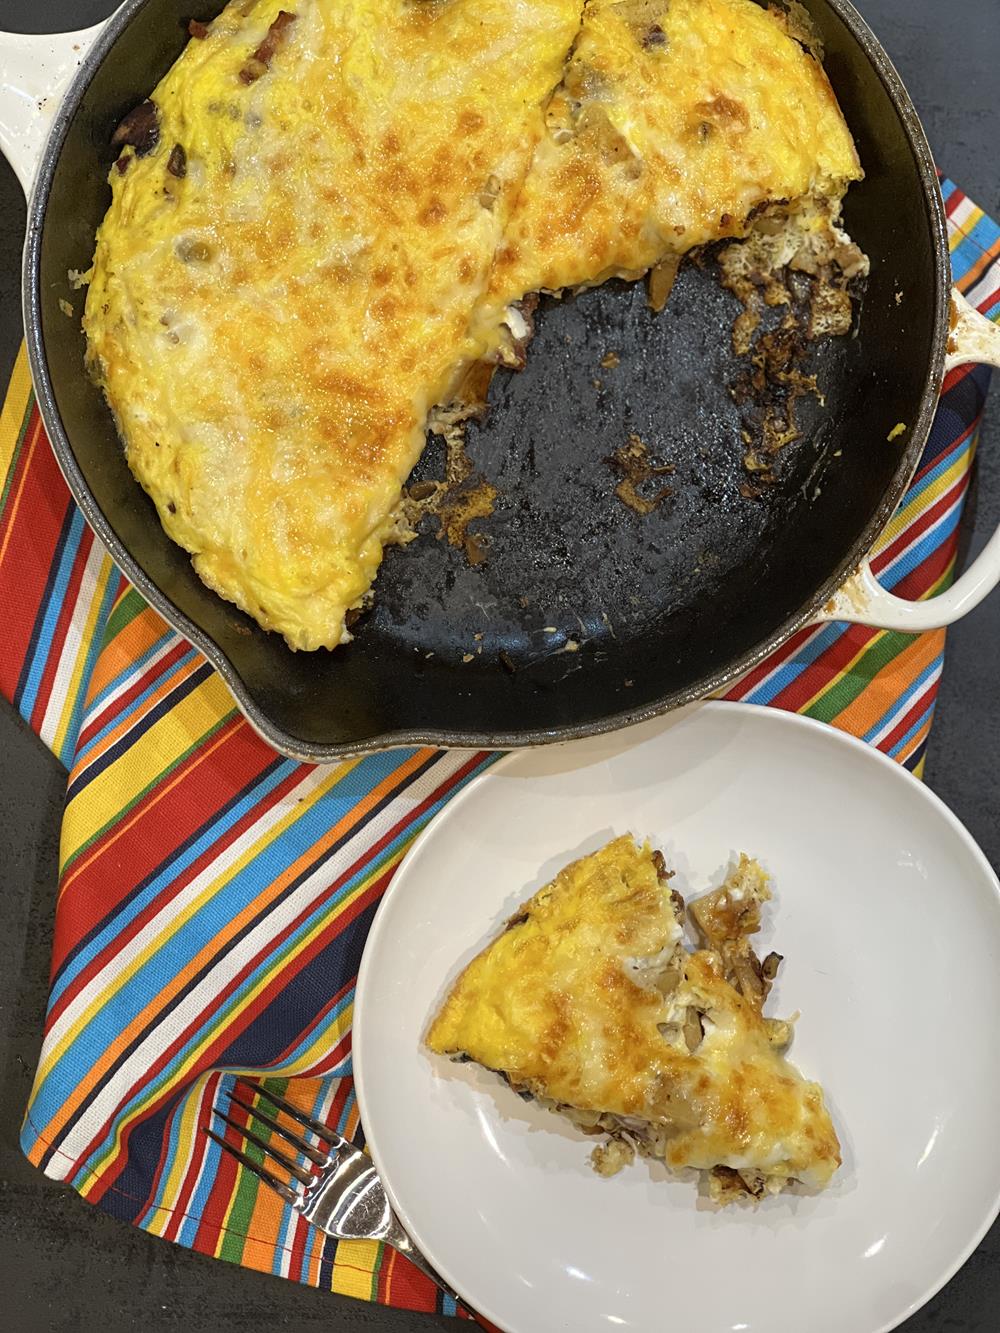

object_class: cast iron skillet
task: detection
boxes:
[12,0,966,759]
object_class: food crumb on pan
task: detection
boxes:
[600,351,620,369]
[886,422,907,442]
[717,197,867,478]
[58,298,74,318]
[462,652,474,663]
[435,477,496,553]
[606,434,675,515]
[647,253,681,312]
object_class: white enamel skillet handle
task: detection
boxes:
[1,10,999,636]
[818,290,1000,631]
[0,8,125,196]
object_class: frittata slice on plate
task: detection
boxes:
[427,835,841,1203]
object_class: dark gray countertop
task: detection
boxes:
[1,1,998,1329]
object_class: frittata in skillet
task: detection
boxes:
[480,0,861,315]
[84,0,582,649]
[427,836,841,1202]
[84,0,864,650]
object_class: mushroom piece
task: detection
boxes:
[761,951,783,982]
[110,100,160,156]
[683,1006,704,1053]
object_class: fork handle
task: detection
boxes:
[388,1228,480,1320]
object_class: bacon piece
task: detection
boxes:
[188,18,210,38]
[239,11,296,84]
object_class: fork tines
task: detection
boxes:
[236,1079,345,1148]
[226,1089,330,1166]
[203,1125,303,1205]
[204,1079,347,1201]
[212,1106,314,1183]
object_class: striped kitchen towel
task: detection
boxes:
[1,178,996,1316]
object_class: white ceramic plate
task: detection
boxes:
[353,703,1000,1333]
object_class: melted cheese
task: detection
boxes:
[85,0,861,650]
[84,0,583,649]
[427,836,841,1193]
[482,0,861,320]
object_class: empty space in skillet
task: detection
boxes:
[30,0,945,753]
[374,269,861,663]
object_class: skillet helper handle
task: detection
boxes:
[0,12,120,197]
[819,290,1000,632]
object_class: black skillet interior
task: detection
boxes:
[30,0,946,756]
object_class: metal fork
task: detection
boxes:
[205,1080,473,1317]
